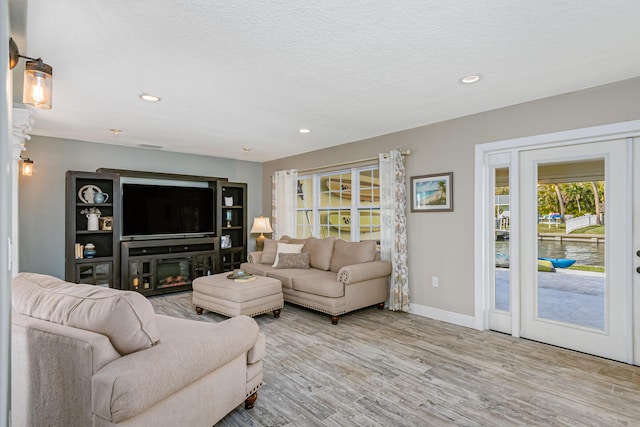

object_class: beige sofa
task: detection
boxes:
[241,236,392,324]
[11,272,265,427]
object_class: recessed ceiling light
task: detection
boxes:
[459,74,481,84]
[298,129,311,134]
[110,128,122,135]
[139,94,161,102]
[242,148,252,153]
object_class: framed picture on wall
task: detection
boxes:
[410,172,453,212]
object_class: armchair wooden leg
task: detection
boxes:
[245,392,258,409]
[330,315,339,325]
[377,303,385,310]
[195,306,203,315]
[273,309,281,318]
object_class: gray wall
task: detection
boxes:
[263,77,640,317]
[19,137,263,279]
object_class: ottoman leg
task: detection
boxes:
[273,309,281,318]
[330,315,339,325]
[195,306,203,315]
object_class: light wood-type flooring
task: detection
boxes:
[149,291,640,426]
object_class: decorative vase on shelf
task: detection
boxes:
[93,192,109,204]
[83,243,96,259]
[87,213,100,231]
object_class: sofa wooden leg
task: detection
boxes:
[330,316,339,325]
[273,309,281,318]
[377,303,385,310]
[245,392,258,409]
[195,307,203,315]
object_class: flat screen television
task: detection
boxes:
[122,183,214,237]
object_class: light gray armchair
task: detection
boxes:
[11,273,265,426]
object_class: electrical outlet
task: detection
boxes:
[432,276,439,287]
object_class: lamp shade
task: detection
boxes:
[23,60,53,109]
[21,158,34,176]
[250,216,273,234]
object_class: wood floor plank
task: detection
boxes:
[149,291,640,426]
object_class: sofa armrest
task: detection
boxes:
[338,260,392,285]
[247,251,263,263]
[92,315,260,424]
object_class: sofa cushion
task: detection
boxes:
[12,272,160,355]
[259,239,279,265]
[291,270,344,298]
[304,237,336,271]
[330,240,378,272]
[274,252,310,269]
[272,242,304,267]
[264,269,299,289]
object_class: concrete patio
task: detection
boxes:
[495,268,605,329]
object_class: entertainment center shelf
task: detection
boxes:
[65,170,249,294]
[65,171,121,288]
[121,237,219,296]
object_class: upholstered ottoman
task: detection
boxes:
[192,273,284,318]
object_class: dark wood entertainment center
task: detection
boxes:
[65,170,248,296]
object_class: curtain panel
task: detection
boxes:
[379,150,410,311]
[271,169,298,239]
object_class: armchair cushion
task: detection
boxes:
[92,315,259,423]
[12,272,159,356]
[330,240,377,272]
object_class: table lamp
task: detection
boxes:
[250,216,273,251]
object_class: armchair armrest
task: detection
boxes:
[247,251,263,263]
[338,260,392,285]
[92,315,260,423]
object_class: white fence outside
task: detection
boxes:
[566,214,601,234]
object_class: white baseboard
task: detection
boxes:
[409,303,479,330]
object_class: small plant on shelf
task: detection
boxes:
[80,207,102,217]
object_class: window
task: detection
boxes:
[296,166,379,242]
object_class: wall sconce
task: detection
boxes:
[9,38,53,109]
[21,158,34,176]
[250,216,273,251]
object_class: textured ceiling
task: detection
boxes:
[15,1,640,162]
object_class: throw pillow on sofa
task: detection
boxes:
[274,252,310,269]
[329,239,377,272]
[260,239,279,264]
[303,236,336,271]
[272,242,305,267]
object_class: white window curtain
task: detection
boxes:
[271,169,298,239]
[379,150,410,311]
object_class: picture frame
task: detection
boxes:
[99,216,113,231]
[410,172,453,212]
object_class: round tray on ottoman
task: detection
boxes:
[192,273,283,318]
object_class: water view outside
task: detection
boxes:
[496,240,605,267]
